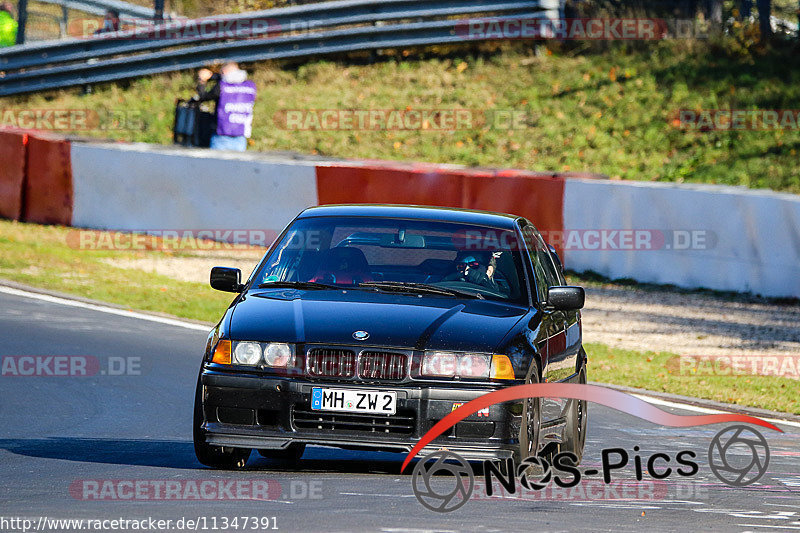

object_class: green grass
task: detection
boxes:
[0,220,234,322]
[3,38,800,193]
[586,342,800,415]
[1,220,797,414]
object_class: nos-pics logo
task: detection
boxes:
[411,425,770,512]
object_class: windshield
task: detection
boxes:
[253,216,530,305]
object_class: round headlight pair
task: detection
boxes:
[232,342,293,367]
[420,352,503,379]
[233,342,262,365]
[264,343,292,367]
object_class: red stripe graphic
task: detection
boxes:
[401,383,782,472]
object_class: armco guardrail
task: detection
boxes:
[0,0,543,71]
[34,0,157,19]
[0,0,559,96]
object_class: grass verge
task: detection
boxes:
[586,342,800,415]
[1,219,797,414]
[0,220,235,322]
[3,39,800,193]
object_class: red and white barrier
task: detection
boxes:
[70,143,319,232]
[24,133,74,226]
[563,179,800,298]
[1,130,799,299]
[315,162,565,240]
[0,129,27,221]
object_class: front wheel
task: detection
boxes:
[193,377,251,469]
[561,362,588,465]
[516,361,541,465]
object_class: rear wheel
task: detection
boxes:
[193,377,251,469]
[561,362,588,465]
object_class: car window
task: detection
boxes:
[521,225,548,303]
[536,238,561,290]
[255,216,530,305]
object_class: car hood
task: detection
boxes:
[228,289,528,353]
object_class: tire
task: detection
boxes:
[258,444,306,462]
[561,362,588,465]
[516,360,542,466]
[193,377,251,469]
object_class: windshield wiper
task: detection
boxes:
[257,281,342,290]
[359,281,484,300]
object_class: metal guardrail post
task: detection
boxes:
[154,0,164,22]
[60,4,69,38]
[16,0,28,44]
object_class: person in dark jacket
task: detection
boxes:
[94,9,120,34]
[195,62,257,152]
[443,252,500,292]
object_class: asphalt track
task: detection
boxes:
[1,288,799,532]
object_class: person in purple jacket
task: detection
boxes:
[195,62,257,152]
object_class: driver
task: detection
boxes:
[443,252,499,291]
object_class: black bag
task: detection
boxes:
[173,99,215,148]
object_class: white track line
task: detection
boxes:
[0,285,210,332]
[2,284,799,429]
[630,394,800,430]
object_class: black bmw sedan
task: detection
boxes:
[194,204,587,469]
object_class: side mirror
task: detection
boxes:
[547,286,584,311]
[210,267,243,293]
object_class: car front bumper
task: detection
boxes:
[199,368,523,461]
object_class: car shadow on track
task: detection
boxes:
[0,437,199,469]
[247,447,407,475]
[0,437,409,475]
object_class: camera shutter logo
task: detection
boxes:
[517,456,552,490]
[708,425,770,487]
[411,451,474,512]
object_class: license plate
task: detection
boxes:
[311,388,397,415]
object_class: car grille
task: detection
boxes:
[359,351,408,380]
[293,407,415,435]
[307,348,356,378]
[305,348,410,380]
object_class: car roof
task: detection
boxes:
[297,204,521,229]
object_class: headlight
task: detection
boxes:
[419,352,511,380]
[264,343,293,367]
[422,352,458,377]
[458,354,491,378]
[233,342,262,365]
